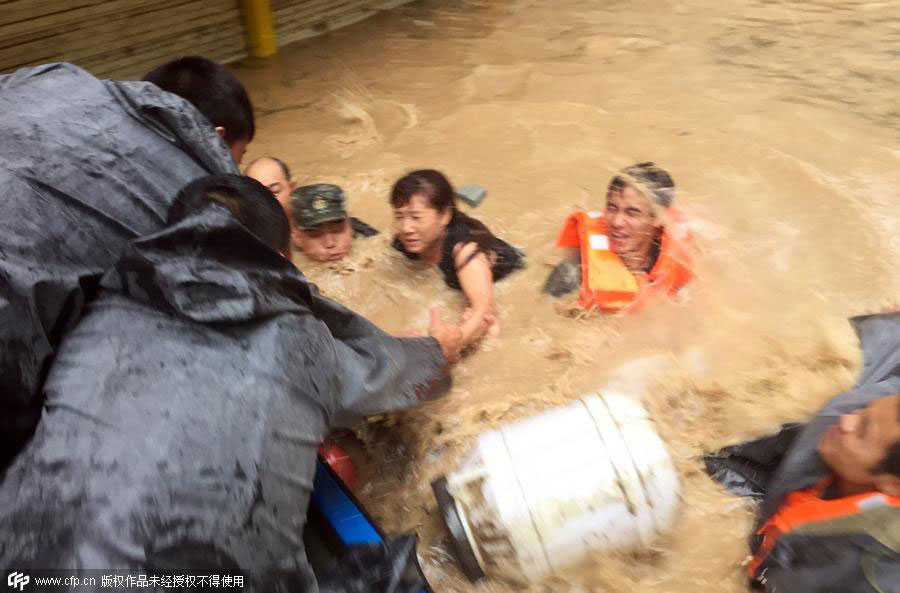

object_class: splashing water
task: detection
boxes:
[234,0,900,590]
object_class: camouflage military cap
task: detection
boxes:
[290,184,348,229]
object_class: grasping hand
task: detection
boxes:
[428,305,465,364]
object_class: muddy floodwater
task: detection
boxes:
[232,1,900,591]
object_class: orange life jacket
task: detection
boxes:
[749,477,900,579]
[555,209,694,312]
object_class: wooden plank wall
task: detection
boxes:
[0,0,246,79]
[0,0,417,80]
[273,0,415,47]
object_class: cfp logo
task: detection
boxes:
[6,572,29,591]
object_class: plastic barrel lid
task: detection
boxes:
[432,476,486,582]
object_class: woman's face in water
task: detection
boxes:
[393,193,452,255]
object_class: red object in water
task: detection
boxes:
[318,442,358,490]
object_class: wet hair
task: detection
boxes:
[271,157,290,179]
[871,399,900,478]
[168,174,289,253]
[247,156,291,180]
[143,56,255,145]
[607,162,675,210]
[873,441,900,478]
[389,169,502,254]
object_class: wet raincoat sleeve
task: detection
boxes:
[0,62,236,466]
[0,208,452,593]
[304,287,452,428]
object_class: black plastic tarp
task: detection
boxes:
[307,535,428,593]
[0,63,237,466]
[0,205,450,592]
[704,423,803,499]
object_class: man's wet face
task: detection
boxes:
[605,185,659,266]
[818,393,900,490]
[297,219,353,262]
[245,158,294,214]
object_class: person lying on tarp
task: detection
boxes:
[245,157,378,263]
[0,174,469,592]
[706,312,900,593]
[543,162,693,312]
[390,169,525,349]
[0,56,254,468]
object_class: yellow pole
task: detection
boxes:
[242,0,277,57]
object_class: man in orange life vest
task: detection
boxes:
[543,162,693,312]
[707,312,900,593]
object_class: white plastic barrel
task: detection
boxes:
[437,389,680,584]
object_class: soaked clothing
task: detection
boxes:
[350,217,379,238]
[749,476,900,593]
[0,63,237,467]
[391,211,525,290]
[707,313,900,593]
[0,206,450,592]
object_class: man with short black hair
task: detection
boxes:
[746,388,900,593]
[168,174,292,258]
[0,57,253,467]
[144,56,255,164]
[817,393,900,497]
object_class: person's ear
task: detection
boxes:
[281,243,294,264]
[873,474,900,496]
[289,177,298,192]
[653,208,668,229]
[214,126,226,139]
[440,207,452,227]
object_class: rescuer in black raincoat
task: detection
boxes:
[0,57,253,468]
[706,312,900,593]
[0,175,461,592]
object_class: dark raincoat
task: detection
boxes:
[0,63,237,466]
[0,204,450,592]
[706,312,900,593]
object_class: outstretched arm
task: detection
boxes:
[301,283,453,427]
[454,241,497,348]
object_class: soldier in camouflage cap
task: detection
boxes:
[290,183,378,262]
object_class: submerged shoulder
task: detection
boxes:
[350,217,378,238]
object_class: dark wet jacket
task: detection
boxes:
[392,211,524,290]
[0,63,237,466]
[708,313,900,593]
[0,206,450,592]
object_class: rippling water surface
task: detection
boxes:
[233,1,899,590]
